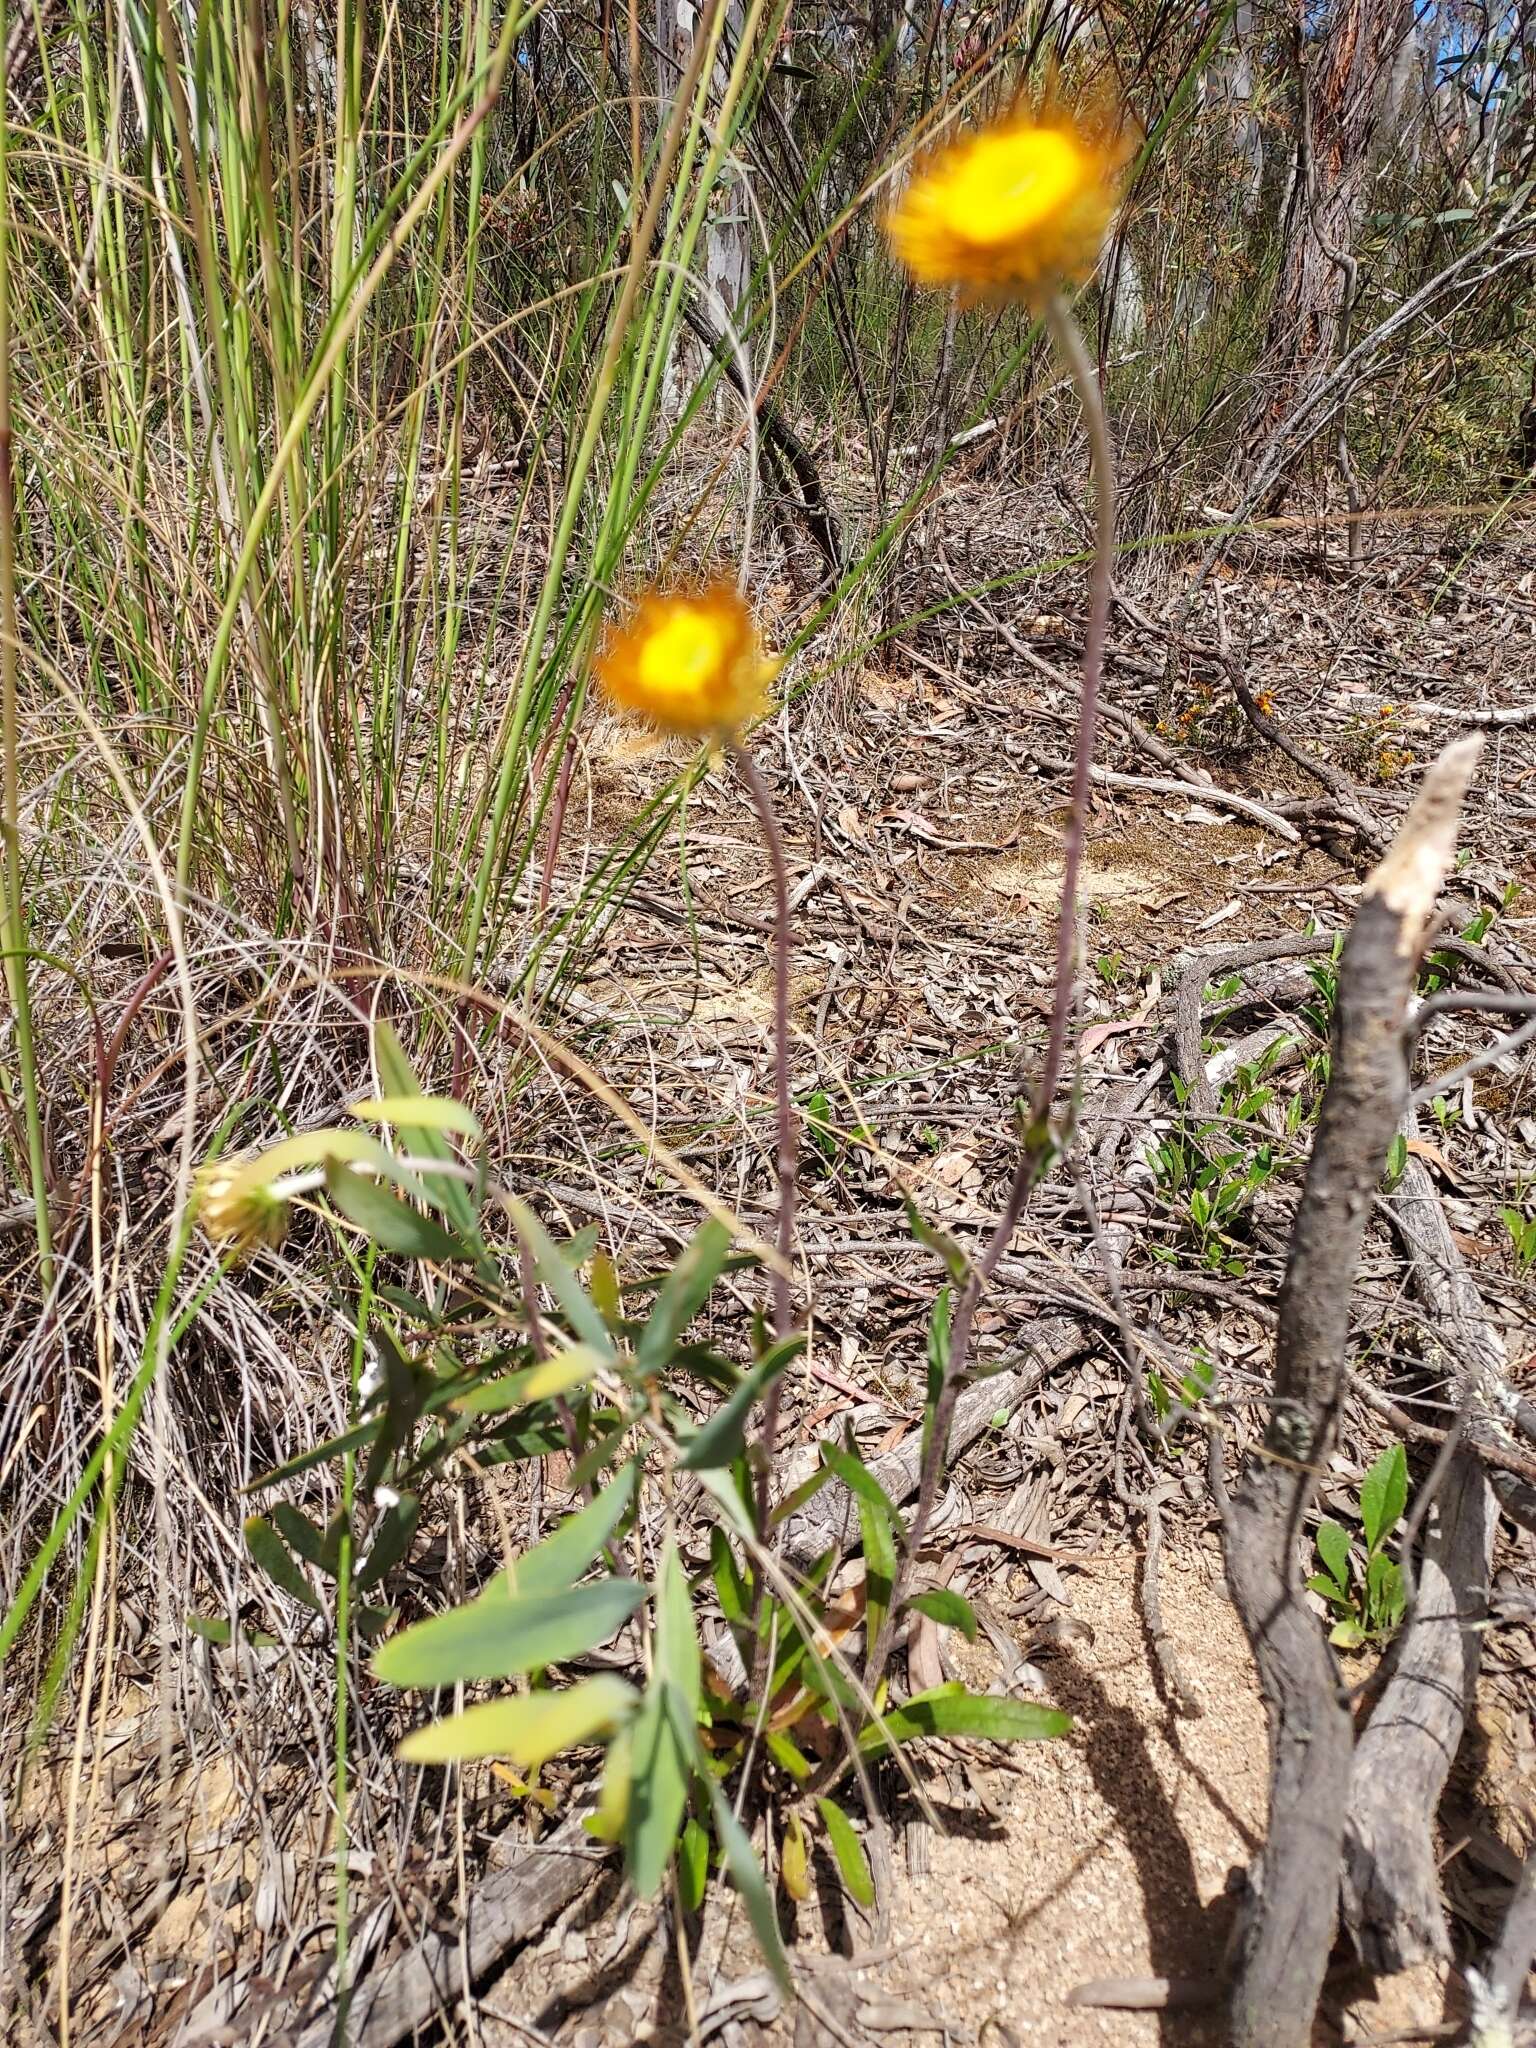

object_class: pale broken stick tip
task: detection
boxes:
[1367,732,1484,953]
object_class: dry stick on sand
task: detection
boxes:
[1473,1849,1536,2046]
[1221,734,1482,2048]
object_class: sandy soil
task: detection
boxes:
[473,1542,1466,2047]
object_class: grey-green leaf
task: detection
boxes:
[374,1576,644,1688]
[244,1515,322,1612]
[654,1537,701,1713]
[356,1493,419,1590]
[272,1502,329,1570]
[325,1160,468,1261]
[373,1023,482,1245]
[506,1196,615,1359]
[690,1695,791,1994]
[679,1337,799,1470]
[514,1460,637,1595]
[817,1440,905,1543]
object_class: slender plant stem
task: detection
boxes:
[0,70,54,1292]
[332,1243,375,2039]
[1035,292,1116,1117]
[868,292,1115,1689]
[732,742,797,1539]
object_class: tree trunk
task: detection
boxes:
[1243,0,1414,502]
[1207,1,1264,221]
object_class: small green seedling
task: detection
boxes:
[1146,1351,1213,1439]
[1430,1092,1461,1135]
[1384,1131,1409,1192]
[1308,1443,1409,1651]
[1501,1203,1536,1271]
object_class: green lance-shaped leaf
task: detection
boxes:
[372,1023,484,1247]
[451,1343,605,1415]
[244,1515,322,1612]
[1366,1551,1406,1633]
[375,1577,645,1688]
[816,1796,876,1909]
[349,1094,483,1142]
[513,1460,638,1593]
[905,1587,978,1642]
[324,1160,471,1262]
[356,1492,419,1590]
[922,1284,951,1470]
[271,1502,330,1571]
[679,1334,800,1470]
[676,1689,791,1994]
[1314,1520,1351,1600]
[1360,1442,1407,1556]
[625,1677,691,1900]
[636,1217,733,1375]
[817,1439,906,1544]
[858,1683,1071,1757]
[374,1467,639,1685]
[505,1195,615,1359]
[654,1537,701,1713]
[678,1816,710,1913]
[249,1419,377,1493]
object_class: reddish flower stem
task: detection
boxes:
[732,742,798,1548]
[867,294,1115,1690]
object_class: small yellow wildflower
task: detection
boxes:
[196,1156,290,1255]
[886,101,1131,302]
[596,582,779,738]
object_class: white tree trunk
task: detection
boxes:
[1206,1,1263,219]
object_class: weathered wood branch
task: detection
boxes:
[1340,1136,1510,1970]
[678,300,842,579]
[1223,737,1482,2048]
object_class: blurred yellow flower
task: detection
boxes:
[196,1156,290,1255]
[596,582,779,738]
[886,104,1130,302]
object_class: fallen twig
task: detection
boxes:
[776,1316,1085,1570]
[292,1815,610,2048]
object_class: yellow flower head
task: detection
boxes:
[596,582,779,738]
[196,1155,290,1256]
[886,100,1131,303]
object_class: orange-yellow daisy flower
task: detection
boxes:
[596,582,779,738]
[886,104,1131,303]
